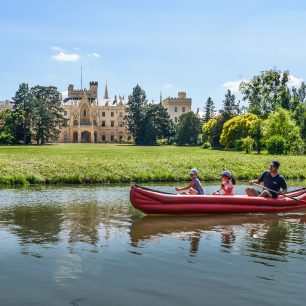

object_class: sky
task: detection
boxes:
[1,0,306,110]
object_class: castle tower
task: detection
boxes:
[162,91,192,123]
[89,81,98,100]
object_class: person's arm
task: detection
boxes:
[176,182,195,192]
[250,172,265,185]
[213,184,223,195]
[280,177,287,194]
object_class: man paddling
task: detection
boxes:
[246,161,287,198]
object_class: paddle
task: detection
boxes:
[252,182,306,205]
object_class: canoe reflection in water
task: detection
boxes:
[129,214,306,260]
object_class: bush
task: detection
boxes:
[220,113,259,148]
[241,136,255,154]
[266,135,286,154]
[234,139,244,151]
[202,142,211,149]
[156,139,167,146]
[0,131,14,144]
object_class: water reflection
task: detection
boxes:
[0,185,306,305]
[130,214,306,262]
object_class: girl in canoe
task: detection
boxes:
[213,170,236,196]
[175,168,204,195]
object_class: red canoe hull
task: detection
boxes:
[130,185,306,214]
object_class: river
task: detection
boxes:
[0,183,305,306]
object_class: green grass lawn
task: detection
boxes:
[0,144,305,186]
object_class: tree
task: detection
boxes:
[241,136,255,154]
[264,108,304,155]
[202,117,217,143]
[31,86,66,144]
[202,115,227,148]
[176,112,201,146]
[220,90,239,120]
[293,102,306,142]
[0,109,15,144]
[125,85,147,145]
[240,69,291,118]
[11,83,33,143]
[220,113,259,149]
[203,97,215,122]
[0,108,26,144]
[250,118,264,154]
[139,103,176,145]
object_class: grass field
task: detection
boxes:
[0,144,305,186]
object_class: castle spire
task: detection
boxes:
[104,82,109,99]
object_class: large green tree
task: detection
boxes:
[31,86,66,144]
[11,83,33,143]
[240,69,292,118]
[264,108,304,155]
[176,112,201,146]
[293,102,306,142]
[220,113,259,149]
[139,103,176,145]
[125,85,147,145]
[220,90,239,120]
[203,97,215,122]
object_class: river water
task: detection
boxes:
[0,184,306,306]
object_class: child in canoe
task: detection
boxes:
[175,169,204,195]
[213,170,236,196]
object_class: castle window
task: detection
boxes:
[175,117,178,123]
[102,121,106,127]
[111,112,114,117]
[73,119,78,126]
[119,112,123,117]
[182,107,186,113]
[93,120,97,126]
[174,107,178,112]
[102,111,105,117]
[83,109,87,117]
[63,111,67,116]
[101,135,106,141]
[111,135,114,142]
[111,121,115,127]
[118,121,124,127]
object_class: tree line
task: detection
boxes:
[0,68,305,154]
[0,83,66,144]
[202,69,305,155]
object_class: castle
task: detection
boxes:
[59,81,193,143]
[58,82,129,143]
[1,82,193,143]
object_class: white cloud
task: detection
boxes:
[163,83,174,89]
[288,75,303,87]
[51,46,64,52]
[87,52,101,58]
[222,79,247,92]
[52,51,80,62]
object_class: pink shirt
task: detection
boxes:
[221,182,234,195]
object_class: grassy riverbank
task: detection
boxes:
[0,144,305,186]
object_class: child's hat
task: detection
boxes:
[219,170,232,177]
[189,168,199,175]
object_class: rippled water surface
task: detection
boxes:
[0,184,306,306]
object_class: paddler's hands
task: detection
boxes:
[175,187,180,192]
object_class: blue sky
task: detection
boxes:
[1,0,306,110]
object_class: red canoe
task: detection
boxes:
[130,185,306,214]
